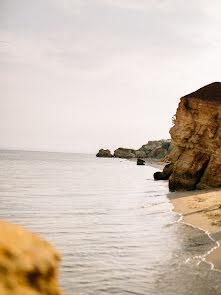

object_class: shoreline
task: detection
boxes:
[129,158,165,169]
[129,158,221,270]
[168,188,221,270]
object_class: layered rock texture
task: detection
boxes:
[155,82,221,190]
[0,220,63,295]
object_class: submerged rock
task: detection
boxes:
[96,149,112,158]
[156,82,221,190]
[137,158,145,165]
[0,220,63,295]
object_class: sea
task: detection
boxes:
[0,150,221,295]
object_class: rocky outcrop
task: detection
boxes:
[96,149,112,157]
[112,140,173,160]
[155,82,221,190]
[97,140,174,160]
[134,150,146,158]
[114,148,136,159]
[138,140,171,159]
[0,220,63,295]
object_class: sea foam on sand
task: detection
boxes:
[169,189,221,270]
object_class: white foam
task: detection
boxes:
[171,208,221,273]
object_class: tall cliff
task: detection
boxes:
[155,82,221,190]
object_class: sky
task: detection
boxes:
[0,0,221,153]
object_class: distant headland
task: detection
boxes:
[96,139,174,160]
[97,82,221,192]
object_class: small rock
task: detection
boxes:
[154,171,167,180]
[137,158,145,165]
[96,149,112,158]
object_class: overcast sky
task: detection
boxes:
[0,0,220,153]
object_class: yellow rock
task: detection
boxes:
[169,82,221,190]
[0,220,63,295]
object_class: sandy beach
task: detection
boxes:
[169,189,221,270]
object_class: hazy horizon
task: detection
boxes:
[1,0,221,153]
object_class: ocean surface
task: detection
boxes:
[0,150,221,295]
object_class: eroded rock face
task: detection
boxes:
[0,220,63,295]
[159,82,221,190]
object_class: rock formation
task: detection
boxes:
[96,140,172,159]
[96,149,112,157]
[138,140,171,159]
[114,148,136,159]
[137,158,145,165]
[154,82,221,190]
[0,220,63,295]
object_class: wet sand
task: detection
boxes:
[169,189,221,270]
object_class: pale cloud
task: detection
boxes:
[102,0,169,11]
[1,0,221,152]
[102,0,201,12]
[48,0,88,14]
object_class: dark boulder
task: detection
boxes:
[154,171,167,180]
[137,158,145,165]
[154,163,173,180]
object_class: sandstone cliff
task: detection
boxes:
[0,220,63,295]
[154,82,221,190]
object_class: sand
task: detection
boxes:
[169,188,221,270]
[131,159,221,269]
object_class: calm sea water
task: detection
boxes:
[0,150,221,295]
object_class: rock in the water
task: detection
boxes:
[113,140,173,160]
[154,163,173,180]
[96,149,112,158]
[114,148,136,159]
[137,158,145,165]
[156,82,221,190]
[0,220,63,295]
[154,172,167,180]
